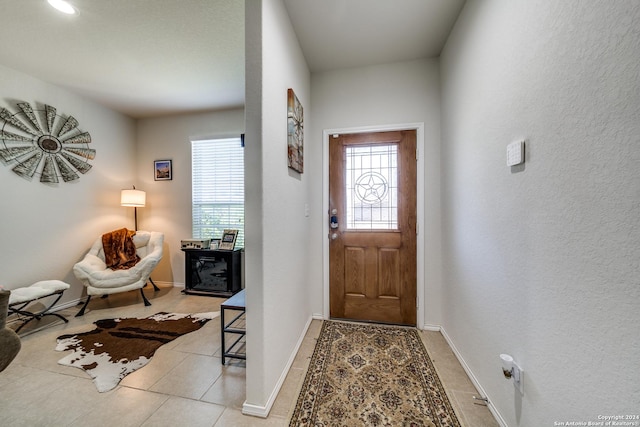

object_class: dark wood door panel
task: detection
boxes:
[329,130,417,326]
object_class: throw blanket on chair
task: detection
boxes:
[102,228,140,270]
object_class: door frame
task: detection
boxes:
[322,123,425,329]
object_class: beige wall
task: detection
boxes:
[440,0,640,424]
[0,64,246,304]
[309,58,443,327]
[244,0,312,415]
[135,108,245,285]
[0,65,136,305]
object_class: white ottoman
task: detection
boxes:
[8,280,70,333]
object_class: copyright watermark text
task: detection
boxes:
[554,415,640,426]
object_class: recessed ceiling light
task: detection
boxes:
[47,0,77,15]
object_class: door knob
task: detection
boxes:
[330,209,339,229]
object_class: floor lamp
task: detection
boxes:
[121,186,146,231]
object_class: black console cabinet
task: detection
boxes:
[182,249,242,297]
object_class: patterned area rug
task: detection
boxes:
[290,321,461,427]
[56,312,218,392]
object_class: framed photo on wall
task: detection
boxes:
[210,239,220,250]
[218,229,238,250]
[154,160,172,181]
[287,88,304,173]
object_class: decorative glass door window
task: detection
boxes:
[345,144,398,230]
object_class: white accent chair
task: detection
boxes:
[73,231,164,316]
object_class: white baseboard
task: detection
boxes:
[241,402,269,418]
[438,326,508,427]
[49,280,178,314]
[54,297,83,312]
[242,315,314,418]
[422,323,441,332]
[236,316,507,424]
[6,298,81,320]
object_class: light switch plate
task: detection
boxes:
[507,140,525,166]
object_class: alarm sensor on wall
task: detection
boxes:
[507,140,525,166]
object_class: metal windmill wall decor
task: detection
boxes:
[0,101,95,183]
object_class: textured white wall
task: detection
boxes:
[0,65,136,303]
[244,0,265,409]
[440,1,640,425]
[135,109,245,284]
[244,0,312,413]
[309,59,443,326]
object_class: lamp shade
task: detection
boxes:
[121,189,146,207]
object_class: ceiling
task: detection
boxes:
[283,0,465,72]
[0,0,464,119]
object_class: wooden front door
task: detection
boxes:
[329,130,417,326]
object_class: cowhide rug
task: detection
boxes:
[56,311,219,392]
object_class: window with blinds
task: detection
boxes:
[191,137,244,248]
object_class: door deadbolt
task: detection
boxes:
[330,209,338,229]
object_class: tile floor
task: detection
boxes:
[1,285,498,426]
